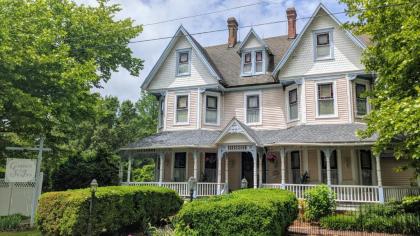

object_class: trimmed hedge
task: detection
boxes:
[36,186,183,235]
[402,195,420,213]
[174,188,298,236]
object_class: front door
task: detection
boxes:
[204,153,217,182]
[241,152,254,188]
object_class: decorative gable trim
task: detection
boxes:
[237,28,272,54]
[141,25,222,90]
[272,3,367,78]
[213,117,259,145]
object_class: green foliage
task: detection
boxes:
[402,195,420,213]
[132,164,155,182]
[0,214,25,231]
[303,185,336,221]
[319,214,357,231]
[339,0,420,174]
[320,203,420,234]
[36,186,183,236]
[174,189,298,236]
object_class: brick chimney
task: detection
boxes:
[227,17,238,48]
[286,7,297,39]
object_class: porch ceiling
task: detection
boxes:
[121,124,377,150]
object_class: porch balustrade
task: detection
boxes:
[123,182,224,197]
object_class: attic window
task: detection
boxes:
[176,49,191,76]
[314,30,333,60]
[241,50,265,76]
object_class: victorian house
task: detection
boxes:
[120,4,419,204]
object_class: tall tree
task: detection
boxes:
[0,0,142,153]
[340,0,420,174]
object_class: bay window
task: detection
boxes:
[356,83,367,116]
[288,88,298,120]
[205,95,218,125]
[317,82,335,116]
[175,95,188,124]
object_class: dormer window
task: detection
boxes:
[313,29,333,60]
[176,49,191,76]
[241,50,265,76]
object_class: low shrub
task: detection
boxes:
[402,195,420,213]
[36,185,183,236]
[303,185,336,221]
[320,203,420,235]
[174,188,298,236]
[319,214,358,231]
[0,214,25,231]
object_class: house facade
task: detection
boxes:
[121,4,419,203]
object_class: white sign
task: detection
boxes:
[5,158,36,182]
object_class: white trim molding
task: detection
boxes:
[244,90,262,125]
[315,79,338,118]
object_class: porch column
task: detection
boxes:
[159,152,165,186]
[217,148,223,195]
[280,148,286,189]
[376,154,384,203]
[193,150,198,179]
[323,148,332,186]
[127,156,132,183]
[252,148,257,189]
[225,154,229,192]
[258,151,263,187]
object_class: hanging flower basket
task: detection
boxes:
[266,152,278,162]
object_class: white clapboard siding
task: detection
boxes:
[278,8,364,78]
[149,37,218,90]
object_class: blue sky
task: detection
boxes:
[75,0,349,102]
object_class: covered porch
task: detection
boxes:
[120,120,419,203]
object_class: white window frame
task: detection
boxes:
[354,79,371,118]
[315,80,338,118]
[285,84,300,123]
[244,90,262,125]
[204,92,221,126]
[174,92,190,125]
[240,48,266,76]
[176,48,192,77]
[313,28,334,61]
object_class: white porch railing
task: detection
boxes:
[383,186,420,202]
[331,185,379,203]
[123,182,224,197]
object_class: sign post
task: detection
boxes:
[5,137,50,227]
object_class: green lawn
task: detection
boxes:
[0,230,41,236]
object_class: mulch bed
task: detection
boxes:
[288,220,405,236]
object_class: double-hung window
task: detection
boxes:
[176,95,188,124]
[314,30,333,60]
[246,94,260,124]
[356,83,367,116]
[158,96,165,128]
[241,50,265,76]
[176,49,191,76]
[288,88,298,120]
[317,83,335,116]
[205,95,218,125]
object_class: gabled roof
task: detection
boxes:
[237,28,272,54]
[141,25,224,90]
[272,3,367,78]
[213,117,261,145]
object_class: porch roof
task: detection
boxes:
[121,124,377,150]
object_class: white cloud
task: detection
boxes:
[76,0,346,102]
